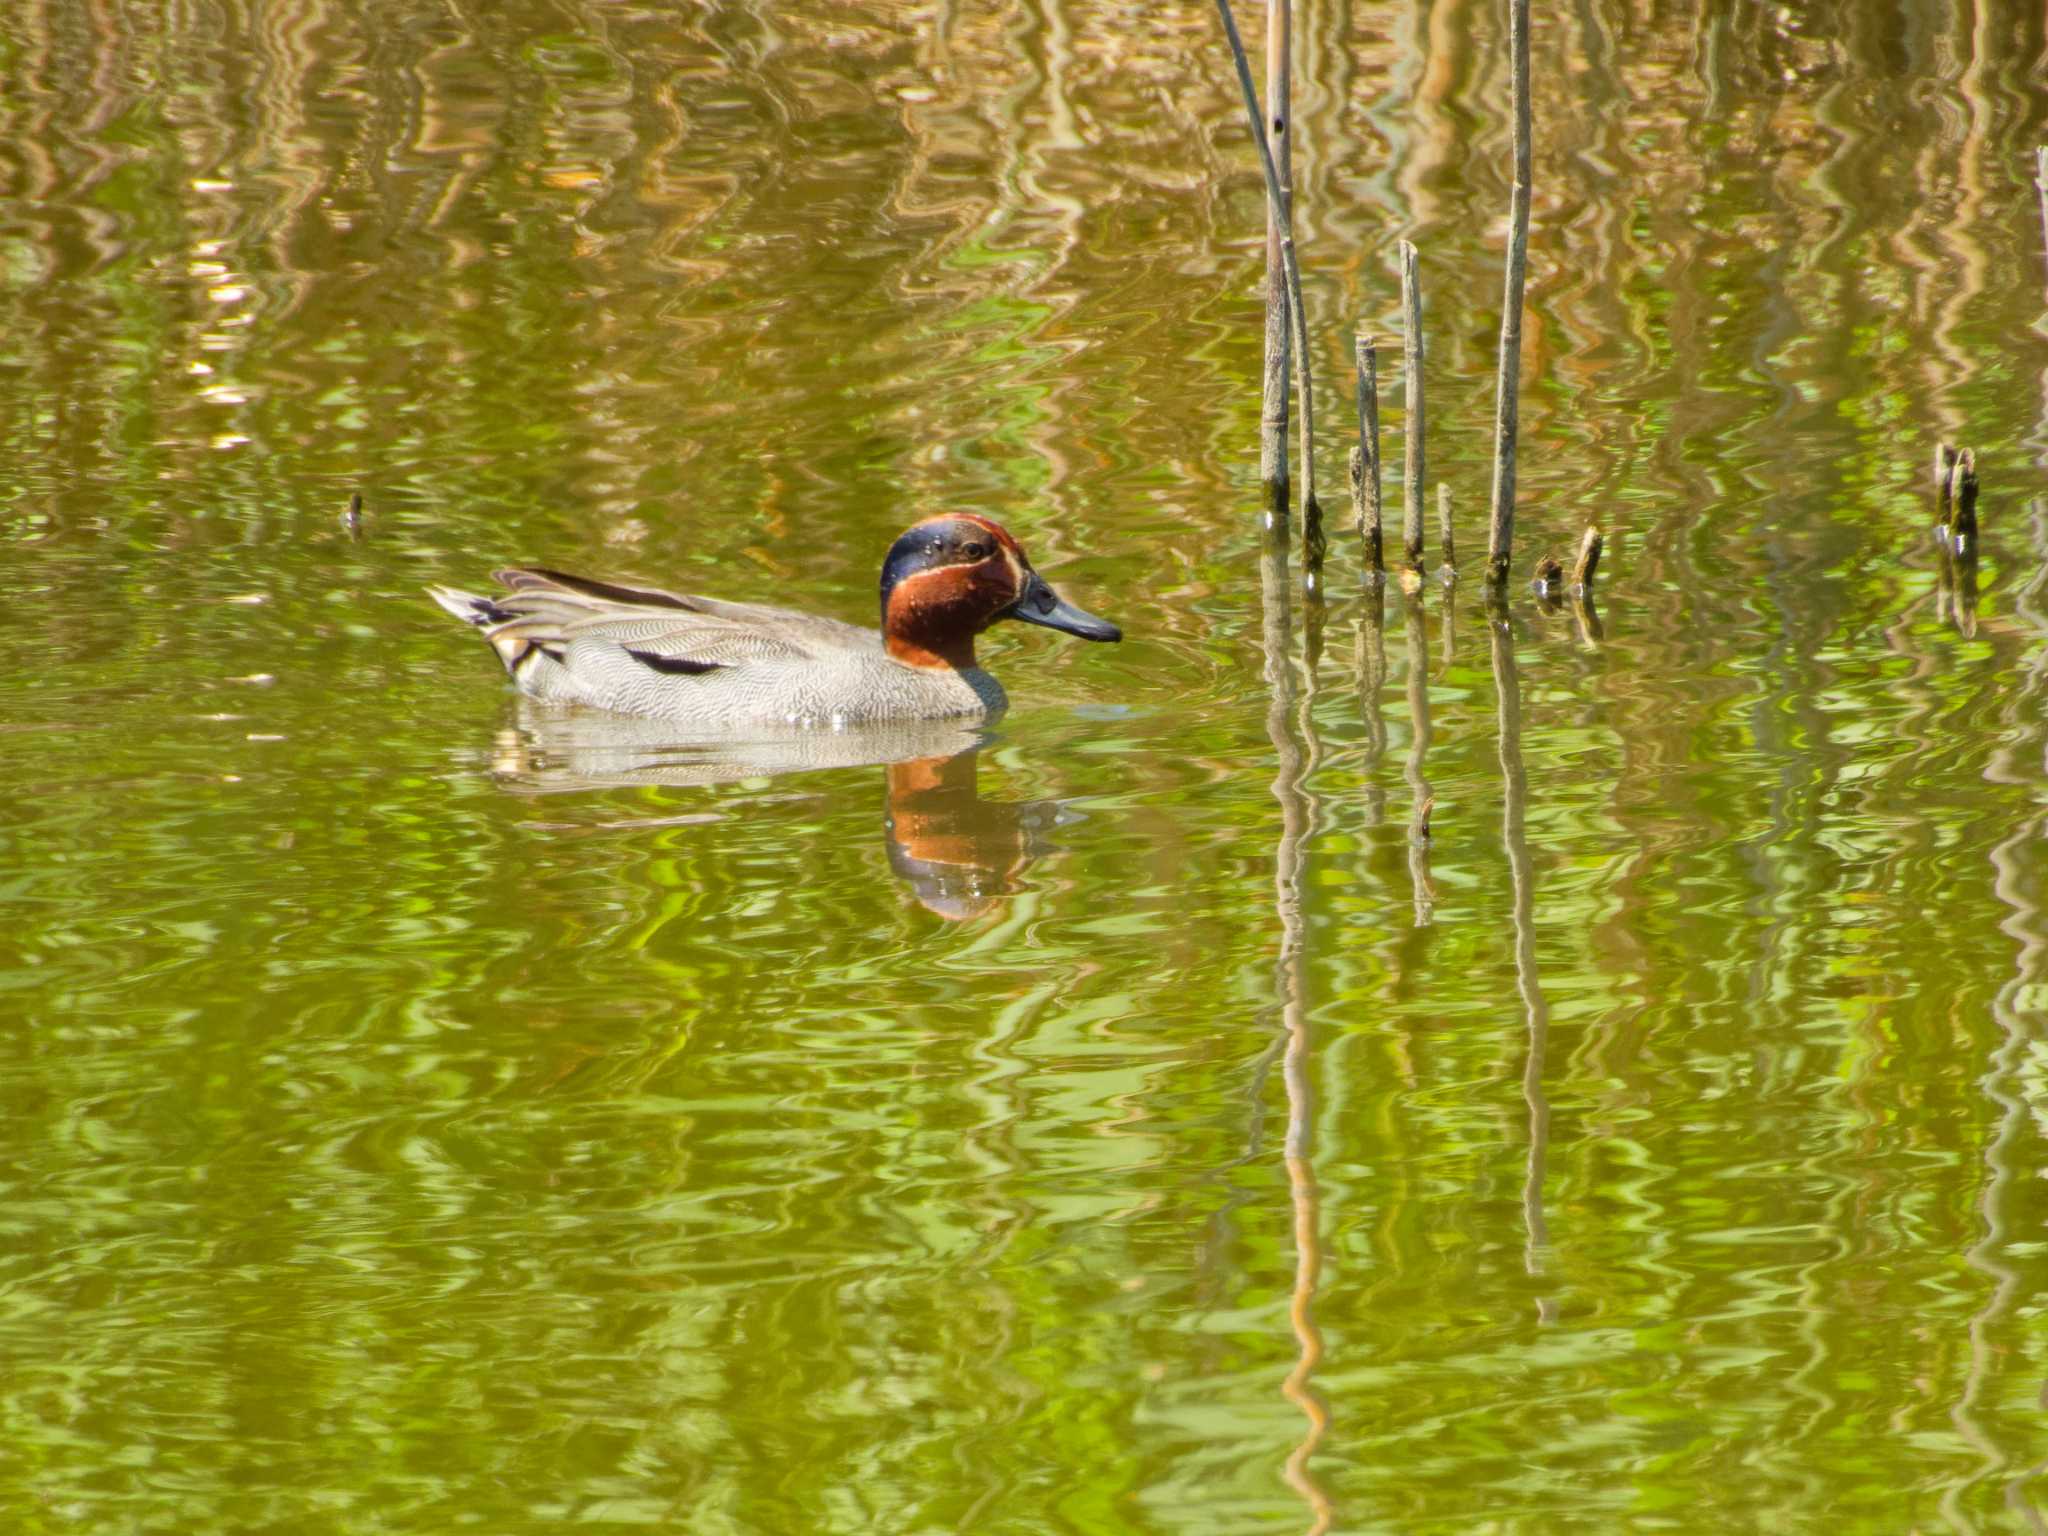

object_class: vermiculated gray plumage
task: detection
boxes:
[430,567,1005,727]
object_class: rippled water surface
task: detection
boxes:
[7,0,2048,1529]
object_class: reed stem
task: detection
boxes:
[1399,240,1425,572]
[1953,448,1978,549]
[1486,0,1532,589]
[1260,0,1294,515]
[1212,0,1318,537]
[1934,442,1957,524]
[1570,525,1601,590]
[1355,335,1384,578]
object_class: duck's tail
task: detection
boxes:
[428,585,512,629]
[431,584,581,685]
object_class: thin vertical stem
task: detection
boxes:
[1438,483,1456,576]
[1954,448,1979,549]
[1355,335,1384,578]
[1570,525,1602,590]
[1399,240,1425,572]
[1261,0,1294,514]
[1486,0,1532,589]
[1213,0,1317,537]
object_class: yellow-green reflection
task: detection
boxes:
[5,0,2048,1530]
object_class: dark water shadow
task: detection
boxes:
[488,703,1059,920]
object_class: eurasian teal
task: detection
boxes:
[430,514,1120,727]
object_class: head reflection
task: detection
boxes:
[491,702,1055,919]
[883,751,1054,920]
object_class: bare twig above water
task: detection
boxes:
[1571,526,1602,592]
[1953,449,1979,550]
[1438,483,1457,583]
[1935,442,1957,516]
[1355,335,1384,580]
[1261,0,1293,517]
[1486,0,1532,591]
[1211,0,1318,543]
[1399,242,1426,575]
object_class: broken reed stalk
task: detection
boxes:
[1952,448,1979,547]
[1570,525,1601,590]
[1399,240,1425,572]
[1933,443,1980,548]
[1212,0,1318,535]
[1438,483,1456,576]
[1355,335,1384,577]
[1349,447,1368,570]
[1260,0,1294,514]
[1485,0,1532,590]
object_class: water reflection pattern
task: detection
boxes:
[5,0,2048,1530]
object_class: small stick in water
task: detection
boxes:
[1210,0,1317,539]
[343,491,364,535]
[1934,442,1957,526]
[1259,0,1294,517]
[1533,556,1565,602]
[1486,0,1532,591]
[1437,483,1457,582]
[1355,335,1384,579]
[1399,241,1425,573]
[1953,449,1978,550]
[1349,447,1375,578]
[1570,525,1602,591]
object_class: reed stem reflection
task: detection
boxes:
[1357,581,1388,829]
[1937,538,1981,639]
[1960,504,2048,1525]
[1258,522,1333,1534]
[1488,599,1555,1316]
[1401,585,1435,926]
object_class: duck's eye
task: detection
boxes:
[962,542,991,561]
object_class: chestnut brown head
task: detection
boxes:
[878,515,1119,669]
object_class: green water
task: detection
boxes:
[6,0,2048,1529]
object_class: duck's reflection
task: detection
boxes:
[489,701,1058,920]
[882,749,1057,920]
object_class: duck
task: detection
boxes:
[429,514,1120,728]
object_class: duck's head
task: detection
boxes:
[879,515,1120,669]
